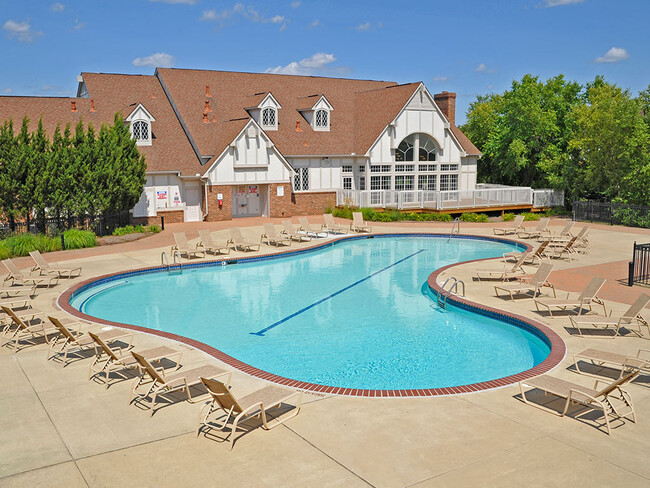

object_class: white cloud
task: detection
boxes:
[266,52,337,75]
[132,52,176,68]
[1,88,14,94]
[150,0,197,4]
[594,46,629,63]
[542,0,584,6]
[310,20,320,28]
[291,1,301,8]
[51,3,65,12]
[2,20,43,42]
[71,18,85,31]
[356,22,371,31]
[475,63,496,74]
[201,3,288,30]
[432,76,450,82]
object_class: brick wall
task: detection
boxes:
[269,182,336,218]
[205,184,233,221]
[131,209,184,226]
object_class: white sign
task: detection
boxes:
[277,186,284,197]
[217,193,223,200]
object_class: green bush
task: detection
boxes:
[3,233,61,256]
[459,212,489,223]
[502,212,515,221]
[332,206,453,222]
[112,225,136,236]
[147,224,161,234]
[522,212,540,221]
[543,207,571,217]
[0,242,11,260]
[332,207,354,219]
[63,229,96,249]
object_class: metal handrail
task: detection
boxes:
[160,251,170,270]
[448,217,460,242]
[437,277,465,309]
[172,250,183,272]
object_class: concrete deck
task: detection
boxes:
[2,217,649,487]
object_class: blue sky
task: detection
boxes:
[1,0,648,124]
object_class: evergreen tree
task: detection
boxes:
[0,120,20,229]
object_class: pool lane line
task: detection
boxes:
[250,248,426,336]
[77,280,130,313]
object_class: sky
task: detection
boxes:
[1,0,649,125]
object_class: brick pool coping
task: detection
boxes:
[58,233,566,397]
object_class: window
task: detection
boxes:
[370,165,391,173]
[370,175,392,190]
[342,165,353,173]
[439,174,458,192]
[440,164,459,171]
[395,175,414,191]
[359,176,366,190]
[132,120,149,142]
[395,164,414,172]
[358,165,365,173]
[395,134,414,161]
[418,174,436,191]
[262,108,276,128]
[419,135,437,161]
[395,133,438,162]
[294,167,309,191]
[343,177,352,190]
[418,164,437,172]
[315,109,328,128]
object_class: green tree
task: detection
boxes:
[29,118,50,232]
[0,119,21,229]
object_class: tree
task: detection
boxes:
[0,119,21,229]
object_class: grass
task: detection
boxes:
[2,233,62,256]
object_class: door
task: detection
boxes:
[185,186,201,222]
[232,185,261,217]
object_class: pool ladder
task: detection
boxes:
[437,277,465,309]
[161,250,183,274]
[448,218,460,242]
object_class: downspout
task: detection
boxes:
[201,176,209,219]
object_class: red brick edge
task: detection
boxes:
[58,233,564,397]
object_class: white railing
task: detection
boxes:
[337,187,563,210]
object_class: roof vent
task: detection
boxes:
[296,121,303,132]
[70,101,77,112]
[212,115,217,122]
[90,99,96,112]
[204,100,212,112]
[206,85,211,98]
[203,113,210,123]
[152,92,156,99]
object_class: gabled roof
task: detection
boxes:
[450,124,481,156]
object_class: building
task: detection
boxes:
[0,69,481,223]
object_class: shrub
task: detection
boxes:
[112,225,136,236]
[332,207,454,222]
[3,233,61,256]
[459,212,489,223]
[147,224,161,233]
[63,229,96,249]
[0,242,11,260]
[544,207,571,217]
[333,207,354,220]
[325,206,333,214]
[502,212,515,221]
[522,212,540,221]
[134,224,145,233]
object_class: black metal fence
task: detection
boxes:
[573,201,650,228]
[629,241,650,286]
[0,210,131,238]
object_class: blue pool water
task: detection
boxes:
[70,236,550,390]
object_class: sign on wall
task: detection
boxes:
[156,190,167,200]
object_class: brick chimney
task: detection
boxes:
[433,91,456,126]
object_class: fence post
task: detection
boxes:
[61,234,65,251]
[160,216,165,231]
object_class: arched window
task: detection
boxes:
[419,134,437,161]
[315,109,328,128]
[132,120,149,142]
[262,108,276,127]
[395,134,415,161]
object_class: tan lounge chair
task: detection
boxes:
[545,236,578,261]
[0,285,37,298]
[574,348,650,380]
[0,305,57,352]
[494,263,556,300]
[197,377,302,450]
[281,220,311,242]
[503,241,550,266]
[475,251,529,281]
[172,232,205,259]
[553,225,590,253]
[198,230,230,256]
[351,212,372,233]
[130,351,231,416]
[2,258,59,288]
[322,213,346,234]
[228,227,261,252]
[29,250,82,278]
[0,299,45,327]
[88,331,181,389]
[47,316,133,367]
[493,215,525,235]
[261,223,291,247]
[568,293,650,338]
[519,371,639,435]
[517,217,550,239]
[545,220,574,241]
[534,276,607,318]
[298,217,326,238]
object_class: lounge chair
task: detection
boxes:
[281,220,311,242]
[475,251,529,281]
[130,352,231,416]
[493,215,525,235]
[2,258,59,288]
[545,221,574,241]
[0,305,58,352]
[534,277,607,318]
[197,377,302,450]
[29,250,82,278]
[47,316,133,367]
[171,232,205,259]
[198,230,230,256]
[545,236,579,261]
[322,213,346,234]
[88,331,181,389]
[568,293,650,338]
[503,241,549,266]
[351,212,372,233]
[517,217,550,239]
[0,285,37,299]
[519,371,639,435]
[227,227,261,252]
[261,223,292,247]
[574,348,650,380]
[298,217,326,238]
[0,298,43,326]
[494,262,556,300]
[553,225,590,253]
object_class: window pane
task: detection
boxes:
[343,177,352,190]
[396,134,415,162]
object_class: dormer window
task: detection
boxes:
[132,120,149,142]
[315,109,328,129]
[262,107,277,129]
[298,95,333,132]
[125,103,155,147]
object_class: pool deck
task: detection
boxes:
[2,217,650,487]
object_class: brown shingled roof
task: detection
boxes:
[450,124,481,156]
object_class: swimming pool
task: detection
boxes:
[66,234,561,394]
